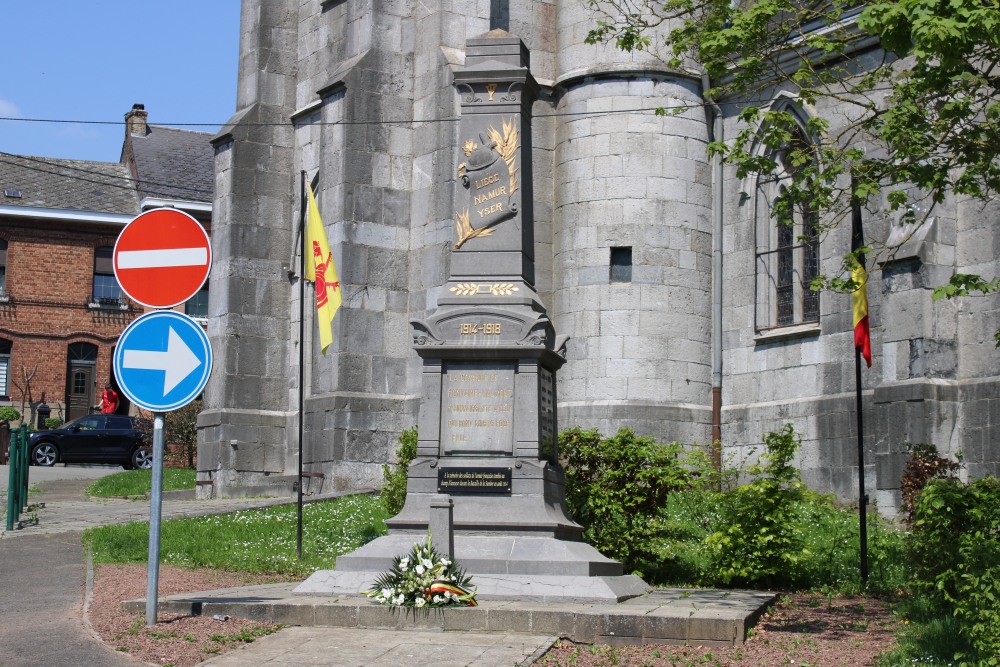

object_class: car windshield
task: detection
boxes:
[63,415,104,430]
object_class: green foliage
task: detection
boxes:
[85,469,197,498]
[899,443,960,524]
[83,494,388,577]
[44,417,63,429]
[164,399,202,468]
[0,406,21,424]
[559,423,907,594]
[586,0,1000,337]
[933,276,1000,347]
[380,427,417,517]
[135,402,202,469]
[877,594,970,667]
[705,424,810,589]
[907,477,1000,665]
[559,427,717,577]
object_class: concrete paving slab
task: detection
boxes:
[195,627,556,667]
[0,462,122,493]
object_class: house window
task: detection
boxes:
[185,285,209,319]
[0,338,10,399]
[610,247,632,283]
[754,126,820,332]
[0,239,7,298]
[92,246,124,307]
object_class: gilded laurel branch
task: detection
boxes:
[448,283,520,296]
[490,283,519,296]
[454,209,494,249]
[486,118,518,196]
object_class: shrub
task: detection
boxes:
[900,443,960,524]
[0,406,20,425]
[164,399,202,468]
[559,427,715,577]
[44,417,63,429]
[381,427,417,517]
[907,476,1000,665]
[705,424,809,589]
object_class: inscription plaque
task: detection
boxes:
[540,368,555,458]
[442,361,515,455]
[438,467,512,493]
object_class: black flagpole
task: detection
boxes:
[855,345,868,584]
[297,170,306,560]
[851,181,869,585]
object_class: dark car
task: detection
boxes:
[29,414,151,469]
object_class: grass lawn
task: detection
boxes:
[83,494,388,577]
[86,469,197,498]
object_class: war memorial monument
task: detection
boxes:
[297,32,649,602]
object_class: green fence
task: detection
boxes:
[5,425,31,531]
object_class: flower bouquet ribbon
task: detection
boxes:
[429,579,478,606]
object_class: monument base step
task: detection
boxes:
[128,585,778,647]
[295,570,650,604]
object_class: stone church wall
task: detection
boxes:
[198,0,1000,513]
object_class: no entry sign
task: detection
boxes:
[114,208,211,308]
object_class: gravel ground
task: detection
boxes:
[88,564,288,667]
[88,566,900,667]
[536,593,900,667]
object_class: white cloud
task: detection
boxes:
[0,99,22,117]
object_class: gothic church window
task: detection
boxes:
[754,120,820,332]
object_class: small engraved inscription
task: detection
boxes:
[442,362,515,454]
[438,467,512,493]
[540,368,555,459]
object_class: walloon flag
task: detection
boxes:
[305,184,341,354]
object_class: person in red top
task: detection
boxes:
[100,384,119,414]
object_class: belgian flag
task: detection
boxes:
[851,189,871,368]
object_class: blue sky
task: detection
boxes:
[0,2,240,163]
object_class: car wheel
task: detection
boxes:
[131,447,153,470]
[31,442,59,466]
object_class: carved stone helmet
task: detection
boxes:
[466,134,500,172]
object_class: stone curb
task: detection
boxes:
[125,585,777,647]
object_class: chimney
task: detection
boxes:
[125,103,148,137]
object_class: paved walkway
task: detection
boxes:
[1,464,301,537]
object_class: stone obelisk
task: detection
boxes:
[298,31,648,602]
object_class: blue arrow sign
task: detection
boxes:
[114,311,213,412]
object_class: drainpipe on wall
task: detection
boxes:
[703,72,724,475]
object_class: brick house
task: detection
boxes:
[0,105,212,426]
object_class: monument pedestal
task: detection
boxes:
[296,30,649,603]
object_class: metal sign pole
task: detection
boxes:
[146,412,165,626]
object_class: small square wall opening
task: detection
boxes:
[610,247,632,283]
